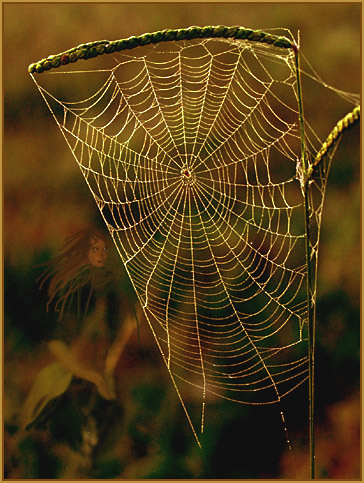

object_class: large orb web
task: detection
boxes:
[31,36,314,438]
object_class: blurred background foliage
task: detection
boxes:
[4,2,360,479]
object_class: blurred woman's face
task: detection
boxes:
[87,237,107,267]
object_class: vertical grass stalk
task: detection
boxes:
[293,36,315,480]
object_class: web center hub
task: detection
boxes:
[181,166,196,186]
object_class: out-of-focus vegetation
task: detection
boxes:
[4,3,360,479]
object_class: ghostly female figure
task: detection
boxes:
[21,228,137,433]
[38,228,112,322]
[37,228,129,379]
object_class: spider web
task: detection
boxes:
[31,36,329,442]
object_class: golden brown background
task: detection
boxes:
[4,2,360,479]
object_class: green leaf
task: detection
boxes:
[20,362,73,429]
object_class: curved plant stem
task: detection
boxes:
[302,104,360,480]
[28,25,294,74]
[306,105,360,182]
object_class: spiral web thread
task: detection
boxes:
[31,35,332,443]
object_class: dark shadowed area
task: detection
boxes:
[4,3,360,479]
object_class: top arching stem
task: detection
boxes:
[28,25,295,74]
